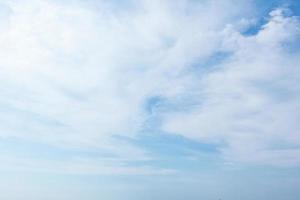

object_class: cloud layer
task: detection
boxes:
[0,0,299,174]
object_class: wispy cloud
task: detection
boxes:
[0,0,299,177]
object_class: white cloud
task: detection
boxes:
[0,0,299,172]
[162,8,300,167]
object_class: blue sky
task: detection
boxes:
[0,0,300,199]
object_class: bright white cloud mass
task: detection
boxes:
[0,0,300,199]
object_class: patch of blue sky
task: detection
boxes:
[141,95,204,135]
[234,165,300,178]
[144,95,166,115]
[243,0,300,36]
[144,93,204,116]
[242,18,265,36]
[0,137,116,162]
[171,51,232,105]
[283,33,300,54]
[114,130,222,171]
[0,137,66,161]
[289,0,300,15]
[190,51,232,72]
[135,132,219,155]
[253,0,290,15]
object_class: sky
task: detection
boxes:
[0,0,300,199]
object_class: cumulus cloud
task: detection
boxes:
[162,7,300,167]
[0,0,299,173]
